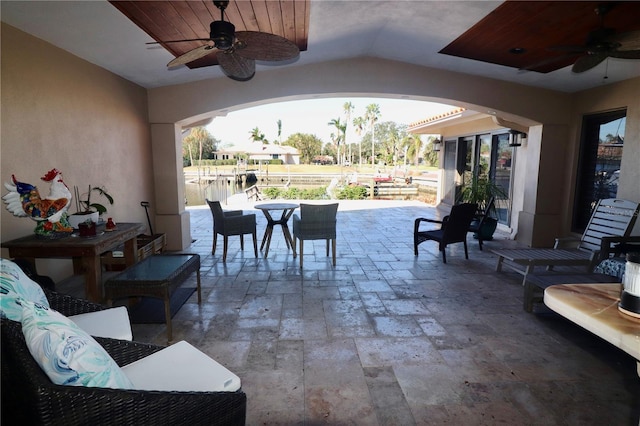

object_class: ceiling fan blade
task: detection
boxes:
[233,31,299,62]
[572,53,607,73]
[217,51,256,81]
[608,50,640,60]
[167,45,216,68]
[519,53,580,73]
[606,30,640,51]
[147,38,213,45]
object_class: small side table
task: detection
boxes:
[255,202,298,257]
[544,283,640,376]
[105,254,201,343]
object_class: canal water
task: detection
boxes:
[185,180,436,206]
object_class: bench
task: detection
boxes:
[105,254,201,343]
[245,185,264,202]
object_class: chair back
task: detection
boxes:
[206,199,225,230]
[579,198,640,252]
[443,203,478,243]
[296,203,338,239]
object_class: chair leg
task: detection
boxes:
[326,239,329,257]
[478,235,483,251]
[414,235,419,256]
[332,238,336,266]
[292,236,297,259]
[464,240,469,259]
[441,248,447,264]
[223,236,229,262]
[252,231,258,258]
[299,240,304,269]
[212,234,217,255]
[240,235,244,250]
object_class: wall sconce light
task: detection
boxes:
[509,130,527,147]
[433,139,442,152]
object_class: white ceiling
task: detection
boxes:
[2,1,639,92]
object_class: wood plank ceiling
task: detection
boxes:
[440,1,640,73]
[109,0,309,69]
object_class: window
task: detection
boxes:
[450,132,513,225]
[573,110,625,232]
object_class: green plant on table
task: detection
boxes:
[74,185,114,215]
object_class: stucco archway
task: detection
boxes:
[148,58,568,250]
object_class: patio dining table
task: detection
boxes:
[254,202,298,257]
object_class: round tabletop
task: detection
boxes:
[254,202,299,210]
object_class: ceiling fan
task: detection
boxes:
[147,0,299,81]
[551,4,640,73]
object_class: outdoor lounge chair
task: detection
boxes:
[1,287,247,425]
[492,198,640,288]
[521,235,640,312]
[414,203,478,263]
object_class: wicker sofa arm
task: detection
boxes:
[44,288,106,316]
[1,318,247,425]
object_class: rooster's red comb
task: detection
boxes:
[41,168,61,182]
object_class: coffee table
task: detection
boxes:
[544,283,640,376]
[105,254,201,343]
[255,202,298,257]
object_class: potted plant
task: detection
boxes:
[456,174,508,240]
[67,185,114,229]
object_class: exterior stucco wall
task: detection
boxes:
[0,24,153,281]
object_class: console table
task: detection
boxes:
[544,283,640,376]
[2,222,144,302]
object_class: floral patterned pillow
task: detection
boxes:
[20,299,133,389]
[0,258,49,321]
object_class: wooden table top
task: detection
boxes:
[2,223,143,256]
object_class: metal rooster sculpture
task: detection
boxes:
[3,168,74,238]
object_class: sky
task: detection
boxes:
[206,97,456,147]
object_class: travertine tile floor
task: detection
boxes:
[60,200,639,425]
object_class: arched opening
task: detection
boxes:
[148,58,560,250]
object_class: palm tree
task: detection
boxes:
[353,116,365,167]
[184,127,214,182]
[405,134,423,166]
[364,104,381,167]
[328,117,345,165]
[276,119,282,144]
[342,102,354,164]
[249,127,267,144]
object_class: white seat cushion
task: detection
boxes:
[121,340,241,392]
[69,307,132,341]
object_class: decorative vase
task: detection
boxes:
[472,217,498,241]
[68,211,99,229]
